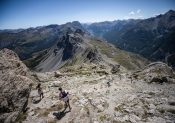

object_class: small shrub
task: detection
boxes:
[99,114,107,121]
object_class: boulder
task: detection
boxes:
[0,48,33,123]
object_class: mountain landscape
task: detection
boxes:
[0,7,175,123]
[84,10,175,68]
[0,21,148,72]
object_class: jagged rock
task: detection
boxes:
[135,62,175,83]
[0,48,33,123]
[85,48,102,63]
[111,64,120,74]
[54,71,63,78]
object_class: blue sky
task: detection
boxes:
[0,0,175,29]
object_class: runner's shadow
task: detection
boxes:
[33,98,41,104]
[53,110,70,120]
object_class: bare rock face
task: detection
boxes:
[0,48,33,123]
[135,62,175,83]
[84,48,103,63]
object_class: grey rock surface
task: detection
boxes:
[0,48,33,123]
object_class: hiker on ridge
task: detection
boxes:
[36,83,44,100]
[59,87,71,111]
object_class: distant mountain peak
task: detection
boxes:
[164,9,175,17]
[167,9,175,13]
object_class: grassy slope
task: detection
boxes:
[89,38,149,70]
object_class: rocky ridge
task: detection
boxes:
[0,49,33,123]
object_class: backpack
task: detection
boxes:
[61,91,68,98]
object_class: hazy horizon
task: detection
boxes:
[0,0,175,29]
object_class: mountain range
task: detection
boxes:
[84,10,175,68]
[0,10,175,71]
[0,21,148,72]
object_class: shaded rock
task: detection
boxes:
[168,100,175,106]
[150,77,167,83]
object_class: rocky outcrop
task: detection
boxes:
[0,48,33,123]
[84,48,103,63]
[134,62,175,83]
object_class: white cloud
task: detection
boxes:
[137,9,141,14]
[126,9,144,19]
[129,11,135,15]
